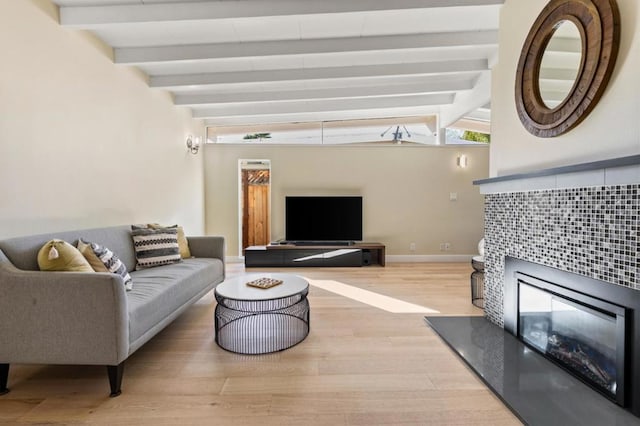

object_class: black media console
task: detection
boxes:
[280,240,354,246]
[244,243,385,268]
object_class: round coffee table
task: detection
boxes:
[214,273,310,354]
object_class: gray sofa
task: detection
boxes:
[0,225,225,396]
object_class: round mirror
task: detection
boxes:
[538,20,583,109]
[515,0,620,138]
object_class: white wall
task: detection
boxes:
[491,0,640,177]
[204,144,489,257]
[0,1,205,238]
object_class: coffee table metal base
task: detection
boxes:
[215,289,310,354]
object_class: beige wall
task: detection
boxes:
[204,144,489,257]
[491,0,640,177]
[0,1,205,238]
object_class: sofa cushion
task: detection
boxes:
[126,258,224,344]
[78,239,133,291]
[37,239,94,272]
[148,224,192,259]
[131,227,181,270]
[0,226,137,272]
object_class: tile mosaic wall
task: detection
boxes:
[484,185,639,327]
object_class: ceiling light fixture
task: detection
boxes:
[381,125,411,144]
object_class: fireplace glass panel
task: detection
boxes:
[518,282,618,398]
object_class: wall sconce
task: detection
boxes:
[186,135,201,154]
[457,155,468,168]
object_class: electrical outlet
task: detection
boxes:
[449,192,458,201]
[444,243,451,251]
[439,243,446,251]
[409,242,416,251]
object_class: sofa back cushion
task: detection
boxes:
[0,225,137,272]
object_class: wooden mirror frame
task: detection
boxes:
[515,0,620,138]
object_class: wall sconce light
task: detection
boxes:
[186,135,201,154]
[457,154,468,168]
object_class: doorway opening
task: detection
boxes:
[239,159,271,256]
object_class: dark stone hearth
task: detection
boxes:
[425,316,640,426]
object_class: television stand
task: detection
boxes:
[244,242,385,267]
[287,241,354,246]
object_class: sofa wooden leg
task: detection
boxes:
[107,362,124,397]
[0,364,9,395]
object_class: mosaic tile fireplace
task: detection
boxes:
[475,155,640,417]
[484,184,639,326]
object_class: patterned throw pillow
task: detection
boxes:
[148,223,192,258]
[131,226,181,270]
[77,239,133,291]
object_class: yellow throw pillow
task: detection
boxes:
[148,223,192,258]
[77,239,109,272]
[77,239,133,290]
[37,239,94,272]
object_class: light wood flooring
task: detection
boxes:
[1,263,521,425]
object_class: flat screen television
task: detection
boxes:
[285,196,363,242]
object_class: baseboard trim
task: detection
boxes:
[226,256,244,264]
[386,255,474,263]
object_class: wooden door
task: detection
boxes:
[242,169,270,252]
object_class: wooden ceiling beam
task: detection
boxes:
[151,60,488,89]
[60,0,505,27]
[115,31,498,64]
[192,93,454,119]
[175,79,473,106]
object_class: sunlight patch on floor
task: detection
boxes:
[305,278,440,314]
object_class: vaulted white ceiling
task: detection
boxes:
[52,0,505,131]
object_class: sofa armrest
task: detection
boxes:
[187,236,225,280]
[0,258,129,366]
[187,236,225,261]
